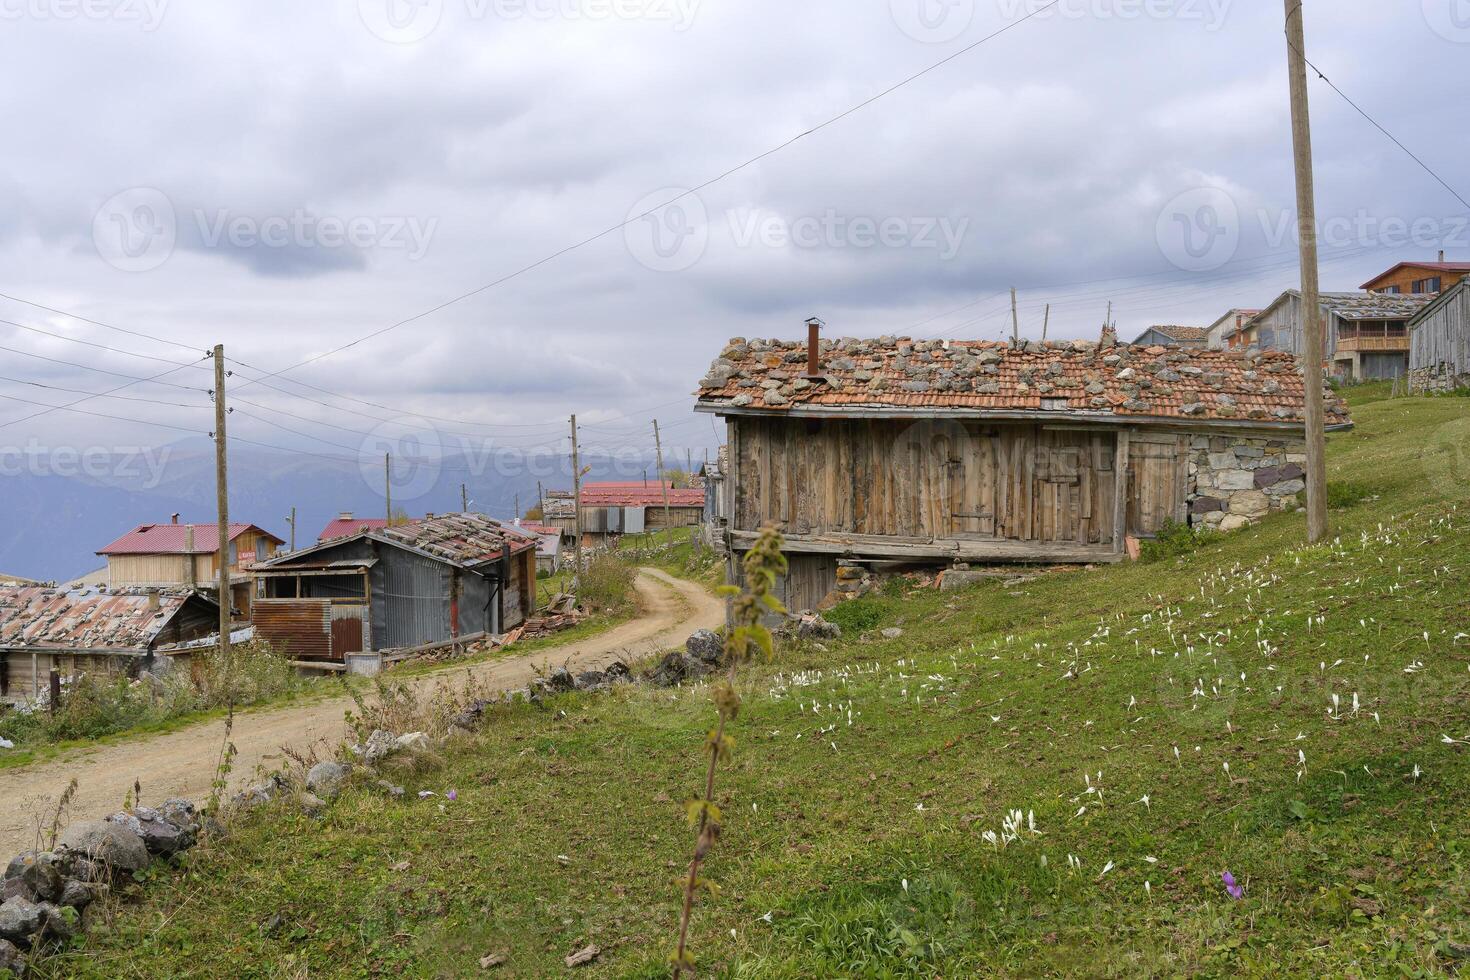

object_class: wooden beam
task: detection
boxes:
[1113,428,1130,552]
[728,530,1119,564]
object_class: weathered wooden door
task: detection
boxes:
[330,604,367,660]
[1126,434,1188,536]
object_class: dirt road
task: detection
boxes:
[0,569,721,855]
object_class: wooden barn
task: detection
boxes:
[97,518,284,617]
[695,326,1350,612]
[249,513,538,662]
[1408,278,1470,393]
[1241,290,1433,382]
[0,587,219,705]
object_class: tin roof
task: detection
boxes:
[579,482,706,508]
[0,586,214,652]
[694,336,1350,426]
[98,522,283,556]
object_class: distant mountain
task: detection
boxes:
[0,437,678,582]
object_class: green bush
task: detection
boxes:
[577,551,638,611]
[1139,518,1216,563]
[823,597,887,635]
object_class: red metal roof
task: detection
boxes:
[695,336,1351,426]
[579,482,705,507]
[98,522,282,556]
[318,517,390,542]
[1360,261,1470,289]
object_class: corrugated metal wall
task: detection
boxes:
[372,549,451,650]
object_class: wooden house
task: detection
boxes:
[544,482,706,548]
[1205,309,1261,350]
[1240,290,1433,382]
[1130,325,1209,348]
[97,517,284,617]
[1408,278,1470,393]
[0,587,219,704]
[1361,258,1470,297]
[249,513,538,663]
[694,327,1350,612]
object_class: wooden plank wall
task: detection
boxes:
[1125,432,1188,536]
[732,418,1120,546]
[1411,287,1470,373]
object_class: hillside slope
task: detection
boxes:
[41,387,1470,977]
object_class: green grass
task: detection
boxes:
[40,389,1470,977]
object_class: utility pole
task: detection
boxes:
[653,419,672,535]
[537,480,544,518]
[570,415,583,572]
[1284,0,1329,543]
[1042,303,1050,342]
[1010,287,1020,345]
[1105,300,1112,331]
[515,493,520,521]
[286,507,296,552]
[211,344,231,675]
[384,452,392,524]
[461,483,468,513]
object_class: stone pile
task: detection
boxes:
[1,800,203,974]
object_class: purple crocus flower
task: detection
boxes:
[446,790,458,801]
[1221,871,1244,900]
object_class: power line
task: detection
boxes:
[0,343,209,391]
[0,316,208,370]
[0,291,199,355]
[0,356,212,431]
[0,390,206,434]
[0,374,206,410]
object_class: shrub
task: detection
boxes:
[824,597,887,635]
[577,551,638,611]
[1139,518,1215,564]
[1324,480,1374,509]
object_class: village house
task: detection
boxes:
[97,517,284,617]
[1361,256,1470,297]
[249,513,538,664]
[694,324,1349,612]
[698,446,732,551]
[1205,309,1262,350]
[1408,277,1470,393]
[317,512,389,542]
[0,573,39,587]
[1239,290,1432,382]
[1129,325,1209,348]
[0,586,219,705]
[512,520,564,575]
[545,481,706,548]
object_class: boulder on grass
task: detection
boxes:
[0,936,22,976]
[361,730,397,764]
[394,732,431,753]
[795,616,842,641]
[107,807,188,856]
[0,897,44,947]
[55,820,148,877]
[685,629,724,664]
[305,761,352,800]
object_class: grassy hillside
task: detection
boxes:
[42,386,1470,977]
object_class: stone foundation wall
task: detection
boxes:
[1409,363,1470,394]
[1187,433,1307,532]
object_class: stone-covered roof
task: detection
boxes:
[695,336,1351,427]
[1143,324,1210,343]
[0,587,213,652]
[1319,291,1434,321]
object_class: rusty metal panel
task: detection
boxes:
[329,604,366,659]
[253,598,331,660]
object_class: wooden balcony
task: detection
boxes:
[1336,335,1409,353]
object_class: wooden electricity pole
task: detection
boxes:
[1042,303,1050,342]
[286,506,296,551]
[384,452,392,524]
[461,483,468,513]
[212,344,231,672]
[1010,287,1020,345]
[653,419,672,534]
[1284,0,1329,543]
[570,415,583,572]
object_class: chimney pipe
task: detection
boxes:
[147,589,160,612]
[339,511,353,521]
[1440,249,1447,263]
[171,513,180,524]
[805,317,823,377]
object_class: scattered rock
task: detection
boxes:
[376,780,406,799]
[106,807,187,856]
[0,937,21,976]
[880,627,904,640]
[0,897,43,946]
[795,615,842,641]
[394,732,432,753]
[38,903,76,941]
[158,799,200,837]
[685,629,724,664]
[479,951,508,969]
[55,820,148,877]
[18,857,61,904]
[362,730,398,764]
[57,879,92,911]
[306,761,353,800]
[565,944,601,968]
[573,670,609,691]
[299,792,329,818]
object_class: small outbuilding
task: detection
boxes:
[250,513,538,662]
[1408,278,1470,393]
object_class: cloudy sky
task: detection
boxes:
[2,0,1467,470]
